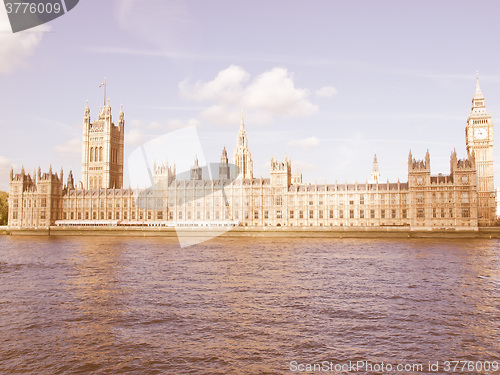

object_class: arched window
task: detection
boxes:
[90,147,93,162]
[94,147,98,163]
[100,147,103,162]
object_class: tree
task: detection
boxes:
[0,191,8,226]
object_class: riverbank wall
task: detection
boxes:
[3,226,500,239]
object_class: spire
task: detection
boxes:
[221,146,228,163]
[191,156,202,180]
[118,104,124,126]
[474,70,484,100]
[370,154,380,183]
[67,170,74,190]
[84,100,90,118]
[233,113,253,179]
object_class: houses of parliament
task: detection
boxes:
[7,76,497,230]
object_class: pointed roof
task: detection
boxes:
[474,70,484,100]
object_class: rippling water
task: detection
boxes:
[0,236,499,374]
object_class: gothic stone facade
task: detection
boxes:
[8,77,495,230]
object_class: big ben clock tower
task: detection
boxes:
[466,72,495,225]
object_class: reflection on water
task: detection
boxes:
[0,237,499,374]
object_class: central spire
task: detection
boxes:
[233,112,253,179]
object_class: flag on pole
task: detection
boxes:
[99,77,106,87]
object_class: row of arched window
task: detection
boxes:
[111,147,118,164]
[90,147,103,162]
[89,176,103,188]
[90,146,120,164]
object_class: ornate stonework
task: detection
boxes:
[81,100,124,190]
[7,77,495,230]
[232,114,253,180]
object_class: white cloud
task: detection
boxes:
[180,65,249,103]
[316,86,338,97]
[0,7,51,74]
[125,128,145,147]
[53,138,81,158]
[0,156,12,191]
[243,68,318,116]
[287,136,320,150]
[179,65,318,125]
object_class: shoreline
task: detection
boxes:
[2,226,500,239]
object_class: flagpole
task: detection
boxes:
[104,76,106,106]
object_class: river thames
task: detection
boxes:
[0,236,499,374]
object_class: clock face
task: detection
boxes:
[474,127,488,140]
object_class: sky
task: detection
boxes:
[2,0,500,191]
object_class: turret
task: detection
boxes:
[219,147,230,180]
[370,154,380,183]
[270,156,292,187]
[67,170,74,190]
[190,157,202,180]
[118,104,124,127]
[450,149,457,172]
[84,100,90,118]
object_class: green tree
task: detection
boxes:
[0,191,8,226]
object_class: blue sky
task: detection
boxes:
[1,0,500,190]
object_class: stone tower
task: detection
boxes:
[270,156,292,188]
[232,113,253,179]
[190,157,202,180]
[465,73,495,225]
[219,147,230,180]
[81,100,125,189]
